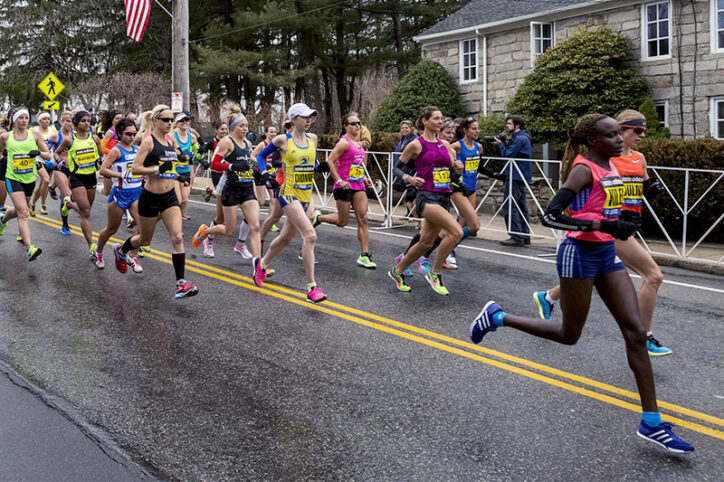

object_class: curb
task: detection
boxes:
[651,255,724,276]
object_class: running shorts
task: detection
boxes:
[557,238,626,280]
[277,193,309,213]
[176,172,191,185]
[333,187,365,203]
[253,171,265,187]
[221,182,256,207]
[415,190,451,217]
[211,171,223,188]
[138,188,179,218]
[69,172,98,190]
[6,179,36,197]
[109,186,142,210]
[0,157,6,181]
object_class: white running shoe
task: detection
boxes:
[234,242,253,259]
[126,256,143,273]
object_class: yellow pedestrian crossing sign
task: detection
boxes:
[38,73,64,100]
[44,101,60,111]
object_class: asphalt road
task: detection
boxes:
[0,194,722,480]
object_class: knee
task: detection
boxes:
[336,217,349,228]
[355,212,368,226]
[80,207,91,218]
[302,230,317,246]
[418,238,434,250]
[451,227,463,244]
[643,267,664,290]
[223,224,236,236]
[469,218,481,233]
[16,209,29,220]
[624,326,648,348]
[170,231,184,246]
[248,222,260,234]
[560,330,582,346]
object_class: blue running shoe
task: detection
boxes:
[534,291,554,320]
[0,205,6,212]
[417,256,431,275]
[470,301,504,344]
[60,225,71,236]
[637,421,694,454]
[394,254,413,277]
[647,334,672,356]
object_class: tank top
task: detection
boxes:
[457,139,480,191]
[144,134,178,180]
[173,131,192,174]
[333,135,366,191]
[5,131,38,183]
[610,151,644,214]
[68,133,99,175]
[416,137,452,193]
[567,155,625,242]
[280,133,316,202]
[225,138,254,184]
[112,145,143,189]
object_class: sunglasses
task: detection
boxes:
[157,117,174,123]
[466,116,475,122]
[620,124,647,135]
[346,121,361,126]
[122,131,137,137]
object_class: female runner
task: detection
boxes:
[47,111,74,234]
[29,112,55,216]
[171,112,197,220]
[199,121,230,258]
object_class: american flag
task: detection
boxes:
[125,0,151,42]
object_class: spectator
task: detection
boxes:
[393,120,417,164]
[359,121,372,151]
[495,114,532,246]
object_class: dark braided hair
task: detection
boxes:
[561,114,608,182]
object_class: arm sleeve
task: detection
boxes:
[256,142,278,173]
[393,158,414,180]
[542,188,594,231]
[210,152,230,171]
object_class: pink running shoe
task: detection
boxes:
[252,257,265,287]
[306,286,327,303]
[113,243,128,274]
[202,237,215,258]
[175,279,199,299]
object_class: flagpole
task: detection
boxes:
[171,0,190,112]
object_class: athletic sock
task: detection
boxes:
[493,310,507,327]
[62,213,69,228]
[260,259,268,270]
[172,253,185,280]
[121,237,135,255]
[238,220,249,242]
[306,282,316,292]
[461,226,470,241]
[207,220,215,240]
[405,233,421,255]
[424,236,442,258]
[646,331,653,337]
[545,291,556,305]
[641,411,663,427]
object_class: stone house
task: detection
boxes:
[415,0,724,140]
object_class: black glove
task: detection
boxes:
[271,158,283,169]
[200,159,210,169]
[159,161,174,173]
[619,210,642,228]
[316,161,330,173]
[28,150,40,157]
[643,178,665,197]
[600,219,638,240]
[230,159,250,172]
[261,171,278,190]
[493,172,506,182]
[177,152,189,164]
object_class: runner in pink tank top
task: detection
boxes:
[333,135,366,191]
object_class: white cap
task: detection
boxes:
[287,103,317,119]
[174,112,190,123]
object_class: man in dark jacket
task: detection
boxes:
[495,115,533,246]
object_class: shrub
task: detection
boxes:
[507,27,650,148]
[638,98,670,139]
[371,60,464,131]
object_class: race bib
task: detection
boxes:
[75,147,97,169]
[464,156,480,173]
[12,154,34,174]
[433,167,451,190]
[601,176,625,218]
[348,163,364,183]
[125,164,142,180]
[235,168,254,180]
[621,174,644,208]
[158,161,177,179]
[293,165,314,190]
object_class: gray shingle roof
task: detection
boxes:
[419,0,597,37]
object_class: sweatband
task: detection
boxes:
[230,115,246,131]
[12,109,29,123]
[620,118,647,129]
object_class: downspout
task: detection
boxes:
[478,28,488,116]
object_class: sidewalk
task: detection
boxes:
[0,362,151,481]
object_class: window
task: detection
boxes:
[711,98,724,139]
[530,22,555,66]
[654,101,669,127]
[642,1,672,60]
[459,38,478,83]
[712,0,724,53]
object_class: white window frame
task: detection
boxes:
[711,97,724,139]
[530,21,555,67]
[654,100,669,127]
[641,1,673,61]
[459,38,478,84]
[711,0,724,53]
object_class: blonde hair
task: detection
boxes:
[615,109,645,124]
[136,110,154,139]
[59,110,73,122]
[222,102,245,126]
[441,117,455,133]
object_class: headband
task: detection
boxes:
[619,118,647,129]
[73,110,90,126]
[230,114,246,130]
[38,112,51,121]
[12,109,29,123]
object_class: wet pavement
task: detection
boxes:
[0,195,722,480]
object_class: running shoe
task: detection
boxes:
[356,253,377,269]
[89,242,98,261]
[417,256,431,275]
[394,254,413,277]
[49,188,58,200]
[16,234,23,243]
[202,238,215,258]
[182,214,191,220]
[29,204,36,217]
[27,245,42,262]
[0,221,7,236]
[192,224,208,248]
[234,242,253,259]
[443,250,457,270]
[60,225,71,236]
[113,243,128,274]
[534,291,554,320]
[252,257,265,287]
[61,196,71,217]
[137,245,150,258]
[94,249,104,269]
[127,256,143,273]
[40,205,48,215]
[265,268,275,278]
[647,335,672,356]
[0,205,5,212]
[311,210,322,228]
[270,223,280,232]
[306,286,327,303]
[425,272,449,296]
[297,250,319,264]
[127,215,136,229]
[637,421,694,454]
[175,279,199,299]
[204,187,214,203]
[388,268,411,292]
[470,301,504,344]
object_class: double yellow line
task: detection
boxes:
[29,215,724,440]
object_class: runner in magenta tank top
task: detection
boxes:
[315,113,376,269]
[470,114,694,454]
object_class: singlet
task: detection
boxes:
[5,131,38,183]
[457,139,480,192]
[173,131,192,174]
[225,138,254,184]
[31,126,55,162]
[567,155,625,243]
[280,133,316,202]
[112,144,143,190]
[68,133,99,175]
[54,129,73,167]
[611,151,644,214]
[416,137,452,193]
[333,135,366,191]
[144,135,178,180]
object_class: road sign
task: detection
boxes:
[38,73,64,100]
[172,92,183,112]
[44,101,60,111]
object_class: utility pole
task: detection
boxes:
[171,0,190,112]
